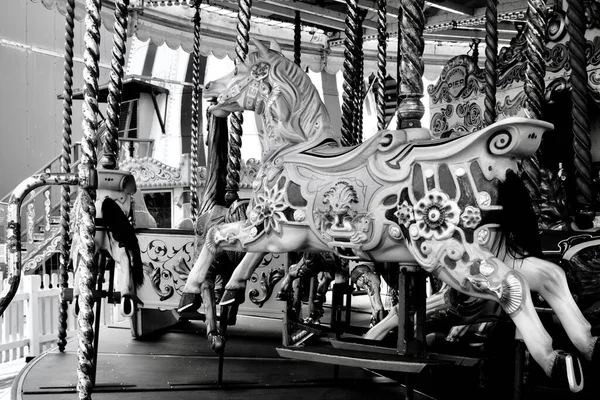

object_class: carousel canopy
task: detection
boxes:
[39,0,528,78]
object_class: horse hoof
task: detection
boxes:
[220,288,245,306]
[550,350,584,393]
[178,292,203,313]
[207,331,226,354]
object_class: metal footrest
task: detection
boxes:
[276,345,450,373]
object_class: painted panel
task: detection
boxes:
[136,230,285,319]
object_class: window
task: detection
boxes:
[118,99,138,139]
[143,191,172,228]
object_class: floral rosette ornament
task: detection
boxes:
[249,181,289,234]
[460,205,482,229]
[411,190,461,240]
[395,200,415,228]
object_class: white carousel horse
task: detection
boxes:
[70,173,144,318]
[179,39,598,391]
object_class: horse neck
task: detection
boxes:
[254,84,340,161]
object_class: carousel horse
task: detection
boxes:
[179,39,599,391]
[70,172,144,318]
[277,253,387,326]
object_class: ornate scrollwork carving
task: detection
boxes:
[249,267,285,307]
[141,239,194,300]
[428,56,485,105]
[497,92,526,117]
[456,102,484,131]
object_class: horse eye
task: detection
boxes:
[233,67,238,76]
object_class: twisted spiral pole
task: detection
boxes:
[57,0,75,354]
[567,0,593,209]
[226,0,252,206]
[342,0,358,146]
[396,6,403,130]
[190,4,202,223]
[398,0,425,129]
[77,0,101,397]
[101,0,129,169]
[376,0,387,132]
[353,15,364,145]
[294,10,301,66]
[484,0,498,126]
[521,0,547,201]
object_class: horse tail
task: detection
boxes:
[101,197,144,289]
[497,169,543,258]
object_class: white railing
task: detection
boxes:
[0,272,127,363]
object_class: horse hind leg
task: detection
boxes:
[437,256,584,392]
[200,264,225,353]
[350,264,386,326]
[518,257,599,367]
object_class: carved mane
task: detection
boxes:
[246,50,342,149]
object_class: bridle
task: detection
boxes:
[217,61,272,111]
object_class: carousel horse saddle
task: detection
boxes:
[282,118,552,184]
[285,127,429,173]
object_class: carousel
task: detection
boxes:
[2,0,600,399]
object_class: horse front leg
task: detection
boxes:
[109,245,143,317]
[179,221,247,311]
[517,257,599,367]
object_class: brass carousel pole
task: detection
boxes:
[396,7,426,399]
[341,0,358,146]
[77,0,102,397]
[225,0,252,205]
[397,0,425,129]
[376,0,387,132]
[353,14,365,144]
[101,0,129,170]
[567,0,594,218]
[294,10,301,67]
[520,0,547,203]
[484,0,498,126]
[190,2,202,224]
[57,0,76,353]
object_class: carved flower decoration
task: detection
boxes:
[395,201,415,228]
[460,206,482,229]
[251,181,289,234]
[413,190,461,240]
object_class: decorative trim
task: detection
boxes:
[120,155,262,190]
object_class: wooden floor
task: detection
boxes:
[12,309,600,400]
[11,315,425,400]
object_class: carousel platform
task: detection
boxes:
[11,313,430,400]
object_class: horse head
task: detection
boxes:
[203,38,340,157]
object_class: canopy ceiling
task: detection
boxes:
[39,0,530,77]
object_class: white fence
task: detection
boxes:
[0,272,126,363]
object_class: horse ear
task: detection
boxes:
[251,38,269,57]
[270,40,282,53]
